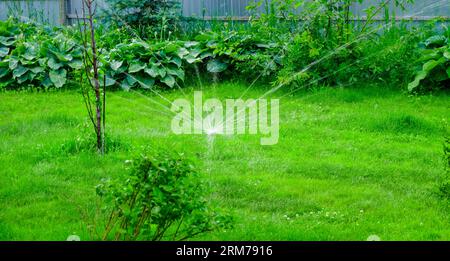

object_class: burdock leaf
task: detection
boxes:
[207,59,228,73]
[161,74,175,88]
[48,58,62,70]
[13,65,28,78]
[110,60,123,71]
[128,61,146,73]
[0,47,9,57]
[49,68,67,88]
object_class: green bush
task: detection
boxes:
[194,30,282,78]
[1,3,446,93]
[106,40,195,90]
[0,20,83,89]
[350,25,423,86]
[276,31,323,88]
[95,151,231,241]
[102,0,181,39]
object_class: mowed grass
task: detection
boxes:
[0,82,449,241]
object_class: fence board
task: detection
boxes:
[1,0,449,25]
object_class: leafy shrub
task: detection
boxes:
[408,32,450,92]
[102,0,181,39]
[0,19,20,59]
[194,30,282,78]
[276,31,323,88]
[348,25,423,87]
[0,20,83,89]
[95,151,231,240]
[0,2,445,93]
[17,34,81,88]
[106,40,195,90]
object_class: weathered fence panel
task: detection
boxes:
[180,0,450,20]
[1,0,449,25]
[0,0,66,25]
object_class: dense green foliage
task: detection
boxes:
[95,151,230,240]
[408,32,450,92]
[1,0,448,93]
[101,0,181,39]
[0,21,82,89]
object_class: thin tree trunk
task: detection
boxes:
[86,0,102,153]
[345,2,350,42]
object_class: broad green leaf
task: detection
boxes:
[444,50,450,60]
[28,72,36,81]
[22,48,37,61]
[168,68,185,81]
[424,35,447,48]
[165,43,179,53]
[422,60,439,72]
[418,49,439,62]
[158,67,167,78]
[49,50,73,62]
[48,58,62,70]
[195,33,214,42]
[207,59,228,73]
[17,71,31,84]
[185,55,201,64]
[100,75,116,87]
[0,68,9,78]
[408,70,427,92]
[110,60,123,71]
[170,57,182,67]
[13,65,28,78]
[90,78,103,87]
[9,58,18,70]
[38,58,48,67]
[176,47,189,58]
[189,48,201,58]
[71,48,83,59]
[19,58,35,66]
[120,77,134,91]
[68,59,83,69]
[200,52,213,59]
[184,41,199,48]
[128,61,146,73]
[256,43,277,48]
[49,68,67,88]
[126,74,137,85]
[30,66,44,74]
[42,76,53,88]
[144,65,158,78]
[0,36,15,46]
[447,67,450,78]
[0,47,9,57]
[133,74,155,89]
[161,74,175,88]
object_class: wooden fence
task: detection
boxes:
[0,0,449,25]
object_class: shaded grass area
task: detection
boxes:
[0,83,449,240]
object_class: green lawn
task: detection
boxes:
[0,82,449,241]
